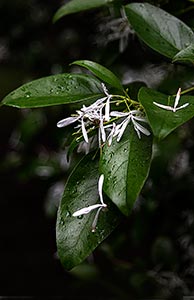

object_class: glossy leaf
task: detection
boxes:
[53,0,114,22]
[139,87,194,140]
[2,74,103,108]
[100,125,153,216]
[173,43,194,64]
[56,153,121,270]
[125,3,194,59]
[72,60,124,91]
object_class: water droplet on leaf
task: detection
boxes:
[60,219,64,225]
[66,211,71,217]
[25,92,31,98]
[71,187,77,195]
[109,152,114,158]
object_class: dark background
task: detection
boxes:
[1,0,194,299]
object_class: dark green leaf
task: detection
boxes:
[53,0,114,22]
[173,43,194,64]
[2,74,103,108]
[67,137,81,161]
[139,87,194,140]
[100,125,153,216]
[71,60,123,91]
[56,153,121,270]
[125,3,194,59]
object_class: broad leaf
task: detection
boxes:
[100,125,152,216]
[125,3,194,59]
[53,0,114,22]
[139,87,194,140]
[173,43,194,64]
[72,60,124,91]
[2,74,103,108]
[56,153,121,270]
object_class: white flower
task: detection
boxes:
[97,8,133,53]
[153,88,189,112]
[109,110,150,141]
[57,83,112,145]
[72,174,107,232]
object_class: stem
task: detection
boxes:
[176,5,194,16]
[181,86,194,95]
[111,94,142,110]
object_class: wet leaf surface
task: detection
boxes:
[2,74,103,108]
[56,153,121,270]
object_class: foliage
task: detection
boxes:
[2,1,194,284]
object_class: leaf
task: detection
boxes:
[125,3,194,59]
[71,60,124,91]
[56,153,121,270]
[2,74,103,108]
[100,125,153,216]
[53,0,114,22]
[173,43,194,64]
[139,87,194,140]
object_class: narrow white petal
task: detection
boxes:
[72,204,103,217]
[132,119,151,136]
[174,87,181,110]
[107,134,113,147]
[99,109,106,142]
[98,174,105,205]
[132,115,148,123]
[101,83,109,97]
[113,122,123,136]
[100,122,106,143]
[81,118,89,143]
[103,123,114,129]
[57,116,79,128]
[110,111,129,117]
[133,124,141,139]
[175,103,189,111]
[119,35,127,53]
[105,97,110,121]
[130,110,143,115]
[153,102,173,111]
[98,127,102,148]
[86,97,107,110]
[117,117,130,142]
[107,123,116,146]
[91,207,103,232]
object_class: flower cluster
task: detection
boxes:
[57,83,151,150]
[57,83,111,147]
